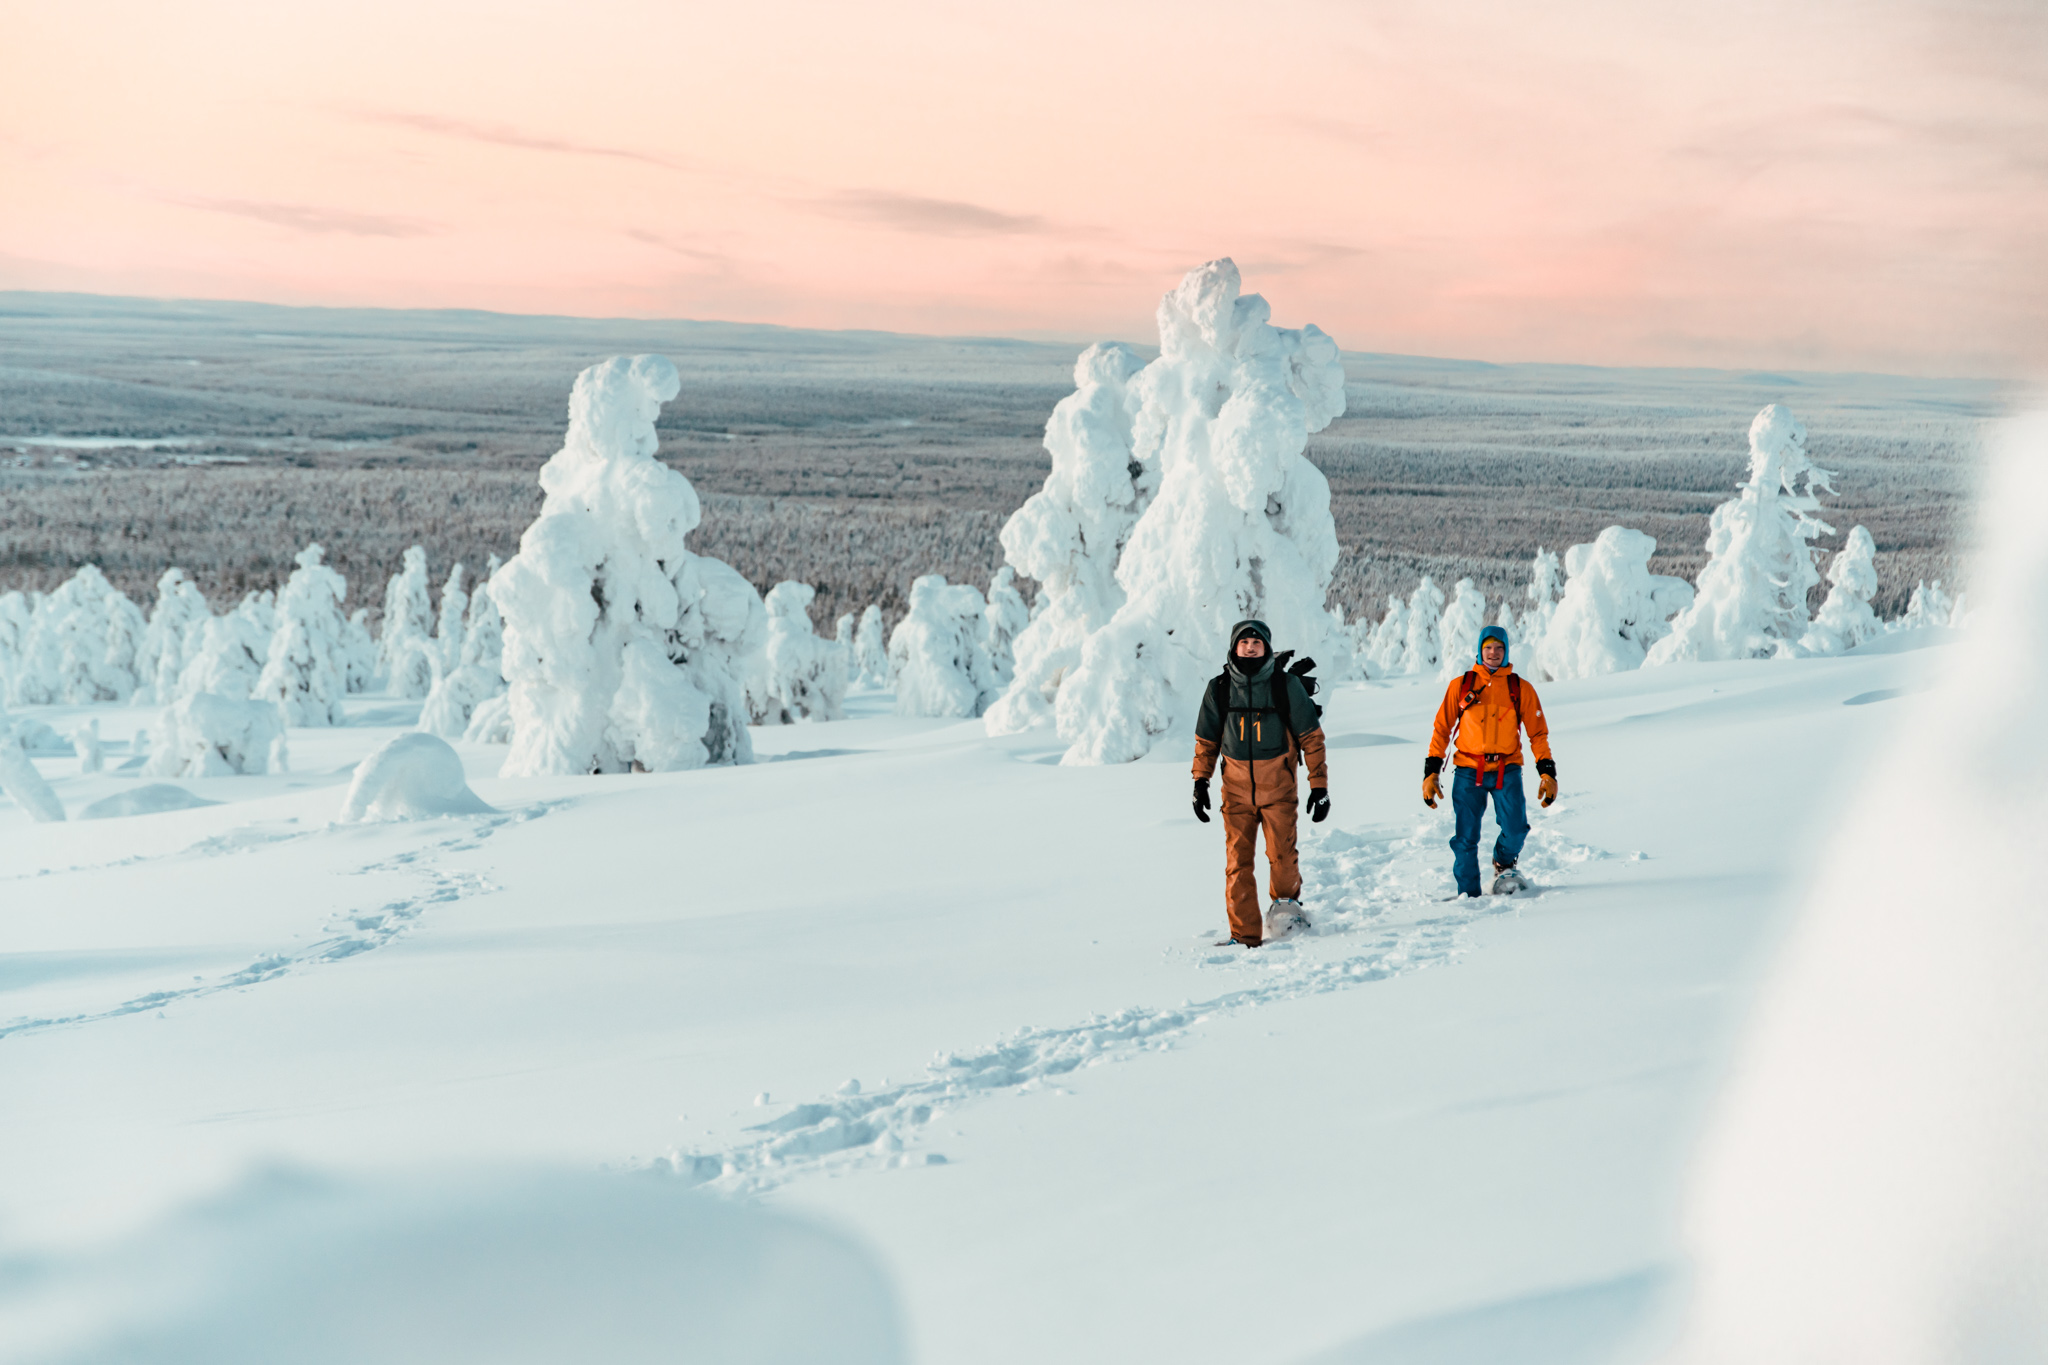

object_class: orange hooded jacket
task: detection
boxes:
[1428,663,1551,773]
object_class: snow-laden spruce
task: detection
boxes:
[173,593,273,702]
[1800,526,1883,655]
[889,574,999,718]
[1648,405,1834,665]
[1436,579,1488,678]
[379,547,435,698]
[983,342,1149,735]
[851,606,889,690]
[342,609,377,694]
[0,693,65,821]
[433,564,467,676]
[419,558,507,739]
[1516,549,1563,659]
[135,569,211,705]
[491,354,765,776]
[1049,260,1347,763]
[10,565,146,705]
[254,544,350,726]
[760,582,847,723]
[0,591,32,697]
[1363,594,1408,676]
[1401,576,1447,677]
[982,567,1031,693]
[1536,527,1694,680]
[145,693,287,777]
[1901,579,1957,631]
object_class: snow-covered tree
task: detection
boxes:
[1900,579,1956,631]
[379,546,435,698]
[433,563,468,676]
[342,609,377,693]
[889,574,1000,718]
[761,581,848,723]
[134,569,212,705]
[1050,260,1348,763]
[0,717,64,823]
[852,605,889,689]
[1517,548,1563,663]
[11,565,146,704]
[1363,594,1409,677]
[420,561,507,739]
[983,341,1150,734]
[254,544,351,726]
[982,567,1031,693]
[491,354,766,776]
[1436,578,1489,679]
[1801,526,1883,655]
[1538,527,1694,679]
[0,591,32,699]
[834,612,857,666]
[1402,576,1447,678]
[173,593,274,702]
[1648,405,1835,665]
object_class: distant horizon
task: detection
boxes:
[2,286,2016,391]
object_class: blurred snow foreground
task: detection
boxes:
[988,258,1347,763]
[1663,411,2048,1363]
[489,354,766,776]
[0,1169,906,1365]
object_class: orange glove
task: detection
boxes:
[1539,773,1558,807]
[1422,772,1442,808]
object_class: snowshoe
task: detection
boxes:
[1265,899,1310,940]
[1214,934,1262,948]
[1490,865,1529,896]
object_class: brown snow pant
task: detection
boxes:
[1221,793,1301,944]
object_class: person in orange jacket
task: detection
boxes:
[1424,624,1558,896]
[1191,620,1330,947]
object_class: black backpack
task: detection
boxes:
[1207,650,1318,742]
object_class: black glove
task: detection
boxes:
[1192,778,1211,823]
[1306,788,1330,823]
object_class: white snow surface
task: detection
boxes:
[490,354,764,775]
[336,732,494,822]
[0,603,2008,1362]
[1050,260,1346,763]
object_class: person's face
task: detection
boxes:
[1481,638,1506,667]
[1235,635,1267,659]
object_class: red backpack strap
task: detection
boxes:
[1455,670,1482,714]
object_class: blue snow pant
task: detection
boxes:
[1450,763,1530,897]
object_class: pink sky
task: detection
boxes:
[3,0,2042,375]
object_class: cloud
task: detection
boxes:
[813,190,1053,237]
[357,110,681,170]
[624,229,734,269]
[164,195,436,238]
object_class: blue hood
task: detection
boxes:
[1476,624,1510,665]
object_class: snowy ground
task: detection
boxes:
[0,640,1954,1362]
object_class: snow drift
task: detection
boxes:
[1665,411,2048,1363]
[0,1168,907,1365]
[337,732,492,822]
[490,354,766,776]
[1047,260,1347,763]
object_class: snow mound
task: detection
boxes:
[338,733,493,823]
[79,784,221,820]
[492,354,765,775]
[145,693,287,777]
[0,1168,907,1365]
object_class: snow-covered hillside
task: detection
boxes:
[0,630,1969,1363]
